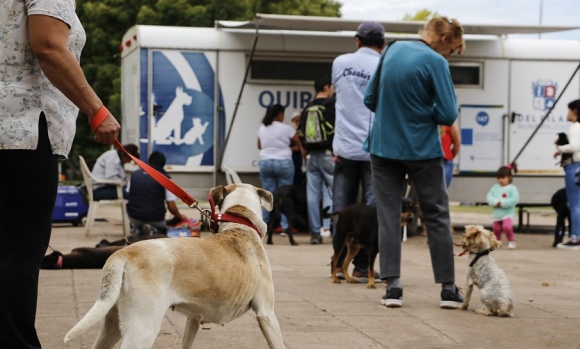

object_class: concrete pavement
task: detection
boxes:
[37,204,580,348]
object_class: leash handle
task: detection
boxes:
[90,109,196,207]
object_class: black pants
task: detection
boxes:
[0,115,58,348]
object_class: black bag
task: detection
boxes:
[557,132,573,167]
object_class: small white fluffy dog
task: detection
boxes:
[459,225,514,317]
[64,183,285,348]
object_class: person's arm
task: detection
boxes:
[450,123,461,158]
[167,201,185,220]
[257,138,262,150]
[502,185,520,209]
[28,15,120,145]
[486,185,499,207]
[291,132,306,160]
[431,58,458,126]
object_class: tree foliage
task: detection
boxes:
[403,9,440,21]
[68,0,341,178]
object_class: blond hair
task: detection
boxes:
[421,17,465,55]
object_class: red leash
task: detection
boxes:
[90,108,259,235]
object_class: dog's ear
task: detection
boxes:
[256,187,273,212]
[209,185,226,208]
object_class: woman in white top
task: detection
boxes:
[554,99,580,249]
[257,104,304,232]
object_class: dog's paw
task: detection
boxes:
[459,303,468,311]
[366,284,376,289]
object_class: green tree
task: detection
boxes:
[68,0,341,179]
[403,9,440,21]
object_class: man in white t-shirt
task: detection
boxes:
[331,22,385,280]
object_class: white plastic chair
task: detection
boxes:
[79,155,130,236]
[221,164,242,184]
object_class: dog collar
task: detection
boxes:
[208,194,260,236]
[469,247,495,267]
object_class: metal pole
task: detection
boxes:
[510,62,580,167]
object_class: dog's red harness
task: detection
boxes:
[90,112,259,236]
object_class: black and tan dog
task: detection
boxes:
[329,198,417,289]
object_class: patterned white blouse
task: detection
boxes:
[0,0,86,158]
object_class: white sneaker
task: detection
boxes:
[507,241,516,249]
[320,228,331,238]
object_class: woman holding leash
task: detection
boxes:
[554,99,580,249]
[363,17,465,309]
[0,1,119,347]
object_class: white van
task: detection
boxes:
[120,13,580,206]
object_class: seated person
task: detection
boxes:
[126,151,187,235]
[91,143,139,200]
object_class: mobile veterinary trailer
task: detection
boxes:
[120,14,580,205]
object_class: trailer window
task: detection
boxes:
[449,62,482,88]
[251,60,332,81]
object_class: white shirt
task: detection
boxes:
[558,122,580,162]
[91,149,126,190]
[332,47,380,161]
[0,0,85,158]
[257,121,296,160]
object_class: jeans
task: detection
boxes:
[332,156,375,270]
[443,159,454,189]
[93,185,129,200]
[259,158,295,229]
[371,155,455,284]
[306,150,335,235]
[564,162,580,239]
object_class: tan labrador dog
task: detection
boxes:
[64,183,285,348]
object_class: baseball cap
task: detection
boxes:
[356,22,385,39]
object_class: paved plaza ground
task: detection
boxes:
[37,204,580,348]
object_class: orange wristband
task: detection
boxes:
[90,106,109,131]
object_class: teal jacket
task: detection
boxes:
[486,183,520,221]
[363,41,458,160]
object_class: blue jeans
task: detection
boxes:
[564,162,580,239]
[259,158,295,229]
[332,156,375,270]
[371,155,455,284]
[443,159,454,189]
[306,150,335,235]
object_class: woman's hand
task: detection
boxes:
[93,114,121,145]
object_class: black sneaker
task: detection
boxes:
[440,286,463,309]
[310,234,323,245]
[556,239,580,250]
[381,287,403,308]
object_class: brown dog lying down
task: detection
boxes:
[41,234,167,269]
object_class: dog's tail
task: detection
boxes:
[64,254,127,343]
[321,206,339,219]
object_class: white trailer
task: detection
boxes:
[120,14,580,208]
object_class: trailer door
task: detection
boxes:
[508,61,580,174]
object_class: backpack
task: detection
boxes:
[301,104,334,149]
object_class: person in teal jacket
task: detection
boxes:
[362,17,465,310]
[486,165,520,249]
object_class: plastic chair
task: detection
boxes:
[78,155,130,236]
[221,164,242,184]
